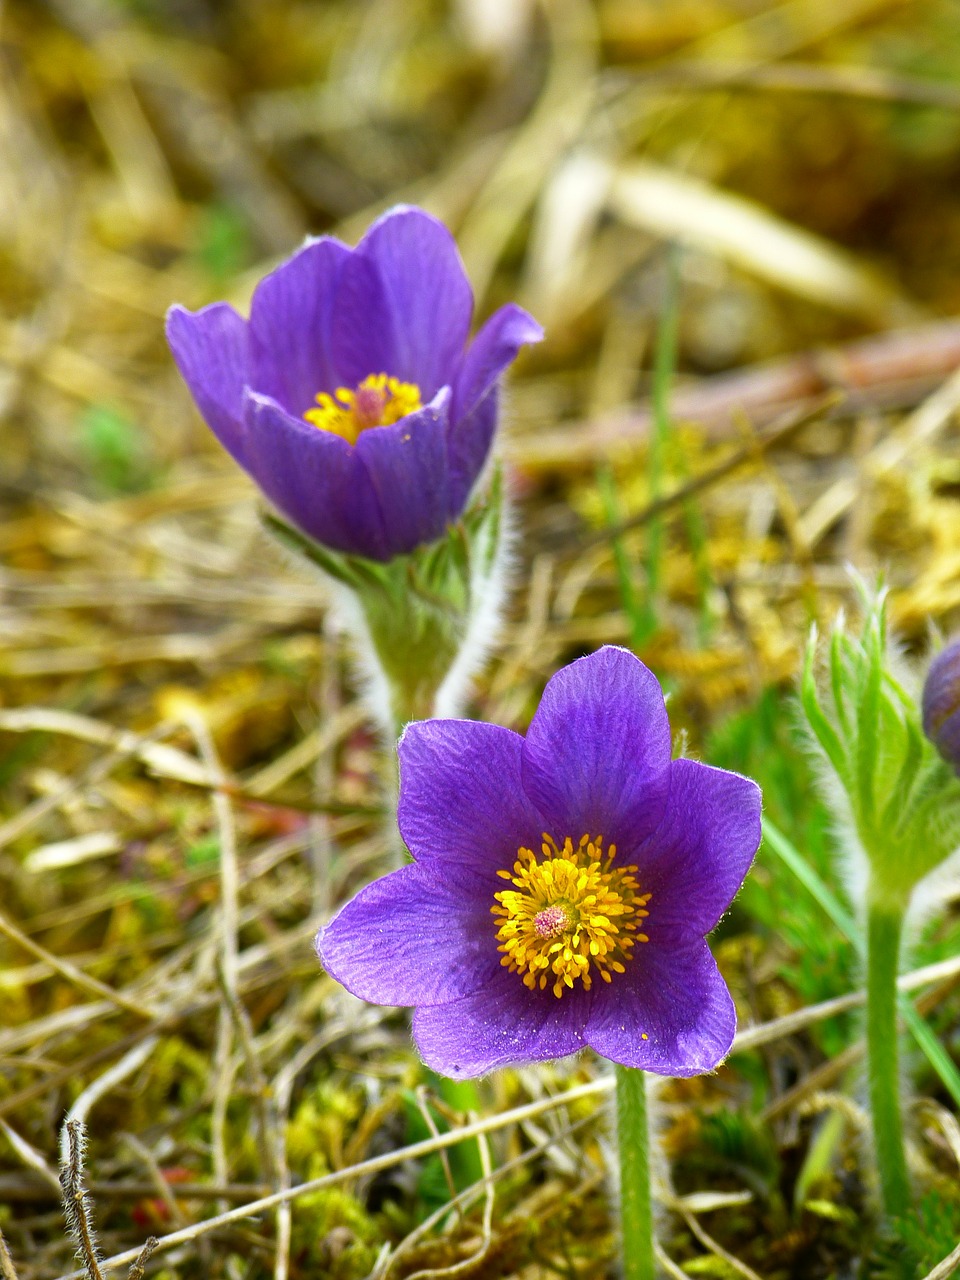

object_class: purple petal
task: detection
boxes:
[354,388,452,556]
[520,648,672,857]
[241,391,389,560]
[451,303,543,422]
[923,639,960,771]
[398,720,547,894]
[327,248,397,395]
[412,967,591,1078]
[585,936,736,1075]
[317,864,500,1007]
[166,303,250,464]
[248,237,352,417]
[638,759,761,936]
[447,305,542,515]
[447,387,497,519]
[333,206,474,398]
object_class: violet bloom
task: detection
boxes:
[922,638,960,772]
[166,206,542,562]
[318,647,761,1078]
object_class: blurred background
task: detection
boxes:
[7,0,960,733]
[6,1,960,1276]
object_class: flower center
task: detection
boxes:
[492,834,650,999]
[303,373,423,444]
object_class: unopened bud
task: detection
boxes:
[922,639,960,771]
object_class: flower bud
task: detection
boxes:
[801,596,960,900]
[922,639,960,771]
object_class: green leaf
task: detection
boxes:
[829,621,852,736]
[855,612,883,827]
[801,628,849,783]
[762,817,857,941]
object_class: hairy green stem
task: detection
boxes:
[616,1065,655,1280]
[866,898,910,1217]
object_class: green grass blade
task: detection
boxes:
[761,817,960,1106]
[900,1000,960,1110]
[597,464,655,647]
[647,248,680,615]
[762,816,857,940]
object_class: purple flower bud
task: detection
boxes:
[317,647,762,1078]
[922,639,960,770]
[166,206,542,562]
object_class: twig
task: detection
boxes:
[188,712,283,1210]
[210,1007,236,1214]
[216,964,280,1187]
[402,1160,494,1278]
[512,317,960,470]
[186,714,240,989]
[399,1126,495,1280]
[191,718,286,1188]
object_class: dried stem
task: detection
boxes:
[125,1238,158,1280]
[0,1229,21,1280]
[59,1121,105,1280]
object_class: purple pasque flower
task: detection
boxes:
[922,637,960,772]
[166,206,542,562]
[317,647,762,1078]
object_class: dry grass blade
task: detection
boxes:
[0,1118,61,1193]
[619,60,960,110]
[799,363,960,549]
[0,908,159,1020]
[677,1207,766,1280]
[49,950,960,1278]
[921,1240,960,1280]
[608,160,909,323]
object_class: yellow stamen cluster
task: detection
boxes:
[303,373,422,444]
[492,834,651,999]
